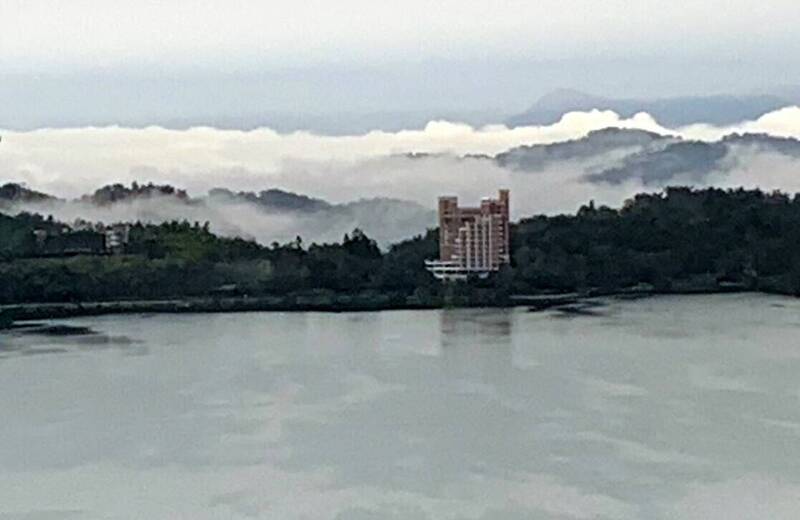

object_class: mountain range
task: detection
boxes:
[497,127,800,185]
[506,88,798,128]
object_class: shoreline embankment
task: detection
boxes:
[0,285,769,325]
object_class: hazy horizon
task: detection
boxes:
[4,1,800,131]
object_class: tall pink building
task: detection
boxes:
[426,190,510,280]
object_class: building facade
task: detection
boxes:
[426,190,510,280]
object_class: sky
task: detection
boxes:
[4,0,799,68]
[6,0,800,243]
[3,0,800,130]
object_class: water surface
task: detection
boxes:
[2,294,800,519]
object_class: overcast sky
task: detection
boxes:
[3,0,800,129]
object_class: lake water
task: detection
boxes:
[2,294,800,519]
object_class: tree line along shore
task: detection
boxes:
[3,186,800,324]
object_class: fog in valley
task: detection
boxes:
[5,107,800,245]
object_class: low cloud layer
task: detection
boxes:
[9,194,436,248]
[5,107,800,245]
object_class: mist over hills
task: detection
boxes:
[207,188,333,213]
[6,127,800,213]
[0,183,55,209]
[6,113,800,246]
[497,128,800,186]
[0,182,436,247]
[495,128,676,172]
[507,89,796,128]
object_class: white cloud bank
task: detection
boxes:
[4,107,800,244]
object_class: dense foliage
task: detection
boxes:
[511,187,800,294]
[4,187,800,305]
[0,218,440,303]
[85,182,189,205]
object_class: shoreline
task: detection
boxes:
[0,287,778,324]
[0,295,443,323]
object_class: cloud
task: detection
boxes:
[15,195,437,247]
[0,110,669,205]
[6,107,800,245]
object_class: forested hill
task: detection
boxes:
[511,186,800,295]
[3,186,800,306]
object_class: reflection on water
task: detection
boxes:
[1,294,800,519]
[0,328,146,359]
[439,309,513,382]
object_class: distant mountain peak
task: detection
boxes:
[508,89,791,128]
